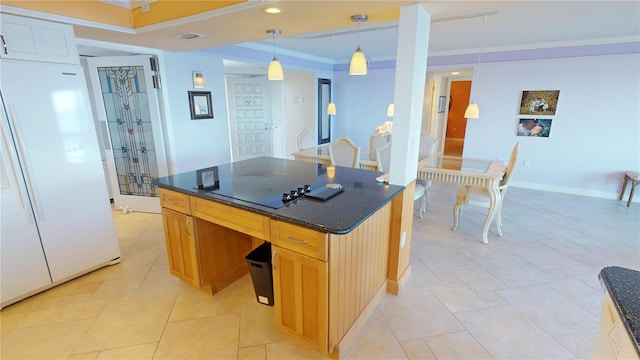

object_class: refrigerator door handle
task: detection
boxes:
[0,112,33,224]
[7,105,44,221]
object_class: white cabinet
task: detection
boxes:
[0,13,79,64]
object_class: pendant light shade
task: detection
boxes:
[464,103,479,119]
[350,46,367,75]
[268,58,283,81]
[327,102,336,115]
[386,103,394,117]
[349,14,368,76]
[267,29,283,81]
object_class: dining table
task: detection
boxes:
[292,146,379,171]
[417,154,507,244]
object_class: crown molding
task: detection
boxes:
[0,5,135,34]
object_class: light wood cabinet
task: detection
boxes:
[272,245,328,352]
[0,14,79,64]
[161,208,200,287]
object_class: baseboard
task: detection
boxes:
[510,181,637,203]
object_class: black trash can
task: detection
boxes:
[245,242,274,306]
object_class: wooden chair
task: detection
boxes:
[369,134,389,161]
[452,142,520,236]
[375,142,392,172]
[418,132,438,211]
[297,128,316,150]
[328,137,360,168]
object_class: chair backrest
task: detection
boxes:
[419,132,437,155]
[376,142,392,172]
[369,134,388,157]
[501,142,520,188]
[297,128,316,150]
[329,137,360,168]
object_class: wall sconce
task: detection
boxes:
[193,71,205,88]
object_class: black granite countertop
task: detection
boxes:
[599,266,640,355]
[153,157,405,234]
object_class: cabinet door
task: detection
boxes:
[272,245,328,352]
[0,14,79,64]
[161,208,200,287]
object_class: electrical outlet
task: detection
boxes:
[400,231,406,248]
[523,159,531,167]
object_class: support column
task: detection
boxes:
[387,3,431,294]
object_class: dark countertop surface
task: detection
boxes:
[599,266,640,355]
[153,157,405,234]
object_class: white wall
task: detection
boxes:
[161,51,232,173]
[462,53,640,198]
[283,70,316,159]
[333,68,395,148]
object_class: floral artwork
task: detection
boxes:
[519,90,560,115]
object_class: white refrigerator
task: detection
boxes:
[0,59,121,308]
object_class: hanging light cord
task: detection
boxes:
[474,15,487,87]
[272,32,277,59]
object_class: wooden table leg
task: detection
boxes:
[627,179,638,207]
[619,174,630,201]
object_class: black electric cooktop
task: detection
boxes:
[194,157,338,209]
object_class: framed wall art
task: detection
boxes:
[516,118,552,138]
[519,90,560,116]
[188,91,214,119]
[437,96,446,113]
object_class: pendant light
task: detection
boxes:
[386,103,394,117]
[349,14,368,76]
[464,15,487,119]
[327,35,337,115]
[267,29,283,81]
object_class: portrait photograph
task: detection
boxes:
[517,118,552,138]
[519,90,560,115]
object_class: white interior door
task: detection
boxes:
[226,77,273,161]
[86,55,167,213]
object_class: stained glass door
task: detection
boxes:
[85,55,167,213]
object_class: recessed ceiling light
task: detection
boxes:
[264,7,281,14]
[451,71,460,75]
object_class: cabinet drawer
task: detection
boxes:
[271,220,328,261]
[159,188,191,214]
[190,197,270,240]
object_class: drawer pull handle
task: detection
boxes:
[185,219,191,236]
[272,250,277,270]
[286,236,308,245]
[167,198,180,204]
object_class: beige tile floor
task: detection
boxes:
[1,183,639,359]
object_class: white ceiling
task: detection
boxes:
[65,1,640,68]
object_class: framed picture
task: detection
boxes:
[519,90,560,115]
[437,96,446,113]
[188,91,214,119]
[516,118,552,138]
[196,166,220,190]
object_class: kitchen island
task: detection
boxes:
[154,157,407,357]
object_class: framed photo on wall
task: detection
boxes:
[519,90,560,115]
[188,91,214,119]
[437,96,446,113]
[516,118,552,138]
